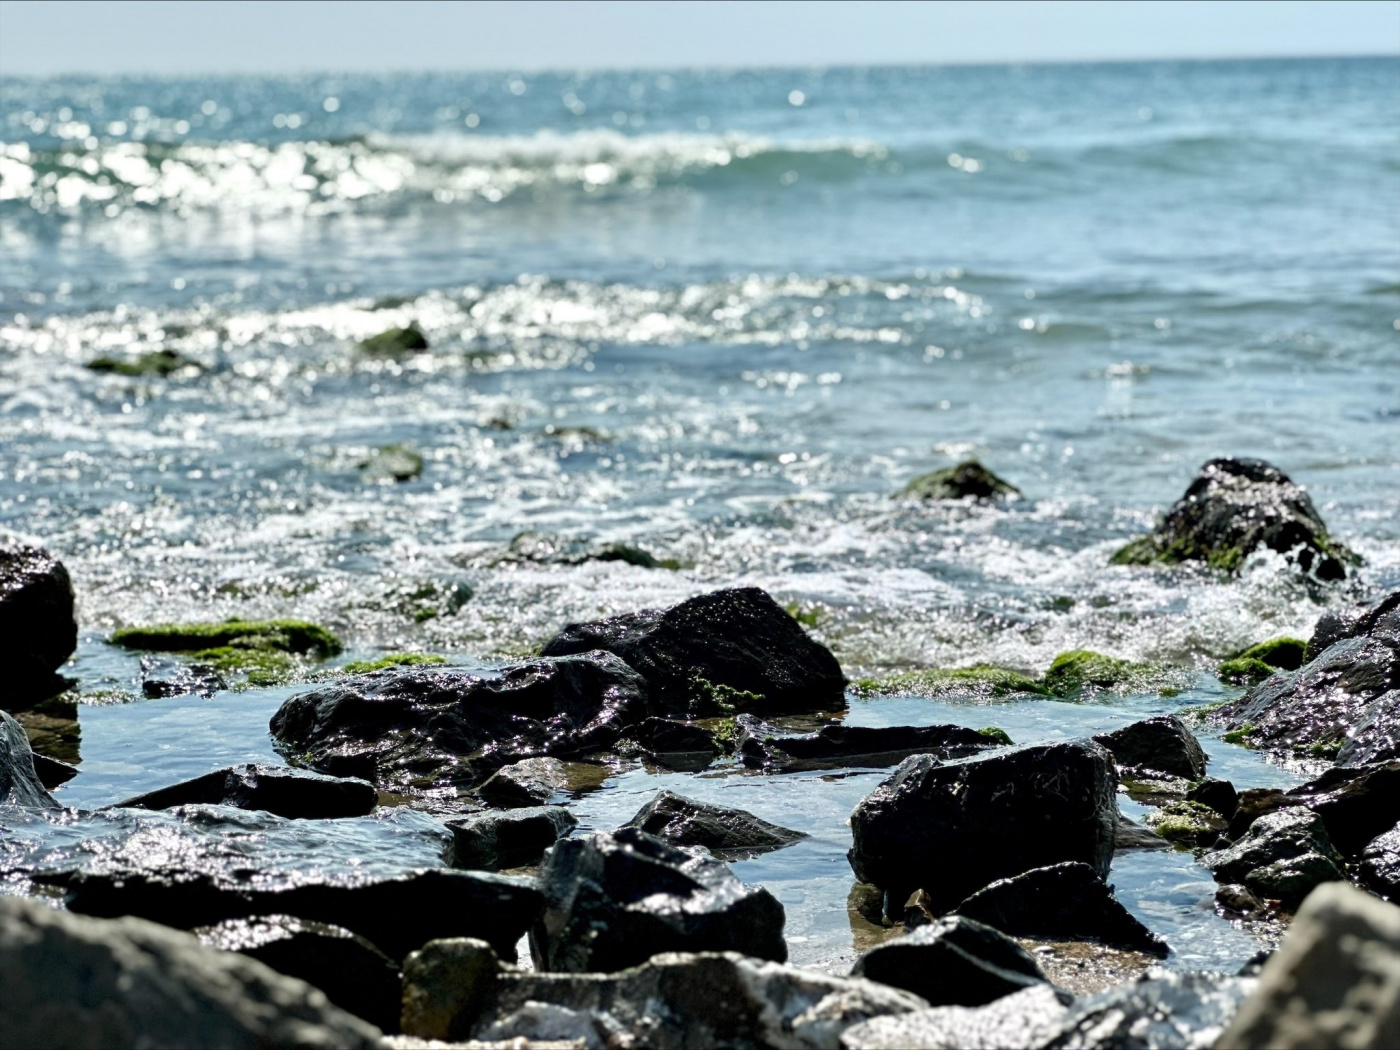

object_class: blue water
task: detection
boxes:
[1,58,1398,973]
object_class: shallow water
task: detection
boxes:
[2,58,1397,976]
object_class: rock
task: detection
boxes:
[839,984,1069,1050]
[43,866,542,961]
[855,665,1047,700]
[1359,823,1400,901]
[1227,787,1294,839]
[1050,969,1255,1049]
[1217,882,1400,1049]
[1306,589,1400,660]
[1215,884,1268,917]
[851,915,1048,1007]
[448,806,577,870]
[848,740,1117,915]
[476,756,572,807]
[403,945,927,1049]
[113,764,377,820]
[29,752,78,790]
[1114,815,1169,852]
[340,652,446,675]
[736,717,996,772]
[1280,761,1400,855]
[1186,776,1239,819]
[1,710,59,808]
[269,651,646,792]
[1203,808,1346,907]
[1144,800,1229,849]
[1118,771,1193,806]
[139,654,226,698]
[897,460,1021,502]
[498,531,680,571]
[0,895,380,1048]
[529,827,787,972]
[112,618,342,656]
[626,716,719,756]
[1093,715,1206,780]
[8,690,81,764]
[1110,457,1355,579]
[1041,649,1168,698]
[86,347,202,377]
[950,861,1168,957]
[359,443,423,482]
[1217,637,1308,686]
[358,323,429,355]
[621,790,806,857]
[0,542,77,704]
[195,914,402,1032]
[540,587,847,717]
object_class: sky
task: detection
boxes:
[0,0,1397,77]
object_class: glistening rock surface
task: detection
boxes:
[114,764,377,819]
[838,984,1070,1050]
[851,916,1048,1007]
[1203,808,1346,908]
[736,717,995,772]
[622,790,805,857]
[0,710,59,809]
[896,459,1021,502]
[0,542,77,704]
[1092,715,1206,781]
[447,806,577,870]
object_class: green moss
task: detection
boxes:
[1222,724,1257,746]
[86,348,200,377]
[1217,657,1280,686]
[712,716,739,755]
[111,619,342,657]
[1109,536,1161,566]
[897,459,1020,501]
[1306,738,1344,760]
[784,602,822,629]
[1041,649,1165,698]
[1145,800,1227,848]
[193,646,296,686]
[593,544,676,570]
[855,665,1049,701]
[977,727,1014,745]
[1219,637,1308,685]
[359,443,424,482]
[358,324,429,356]
[341,652,447,675]
[689,674,763,716]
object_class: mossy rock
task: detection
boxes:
[110,619,342,657]
[192,646,297,687]
[377,579,473,623]
[784,603,822,629]
[341,652,447,675]
[1041,649,1168,698]
[977,726,1014,745]
[854,664,1049,700]
[689,674,763,717]
[1217,637,1307,685]
[85,348,200,378]
[1145,800,1227,849]
[897,459,1020,502]
[359,443,424,482]
[358,324,429,356]
[1222,723,1257,747]
[542,424,609,442]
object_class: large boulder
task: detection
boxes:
[622,790,806,857]
[1111,457,1354,579]
[0,895,380,1048]
[540,587,847,717]
[839,984,1069,1050]
[1092,716,1206,781]
[1202,808,1346,908]
[1281,760,1400,856]
[1,710,60,809]
[268,650,646,792]
[736,717,997,772]
[114,764,376,820]
[851,916,1048,1007]
[1218,882,1400,1049]
[848,741,1118,913]
[447,806,577,870]
[0,542,78,704]
[530,827,787,972]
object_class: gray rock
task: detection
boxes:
[1046,969,1256,1049]
[1282,759,1400,856]
[851,916,1048,1007]
[621,790,805,857]
[1202,808,1346,907]
[0,541,78,704]
[1360,822,1400,901]
[839,984,1070,1049]
[0,894,380,1048]
[1,709,59,808]
[448,806,577,870]
[476,756,572,807]
[848,740,1117,914]
[114,763,377,820]
[1217,882,1400,1049]
[1115,815,1169,852]
[400,937,506,1042]
[530,827,787,972]
[1092,715,1206,781]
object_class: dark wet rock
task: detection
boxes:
[1218,882,1400,1049]
[1093,715,1206,780]
[1041,649,1170,698]
[1359,823,1400,901]
[1227,787,1294,839]
[1306,589,1400,660]
[476,756,571,807]
[1,710,59,808]
[736,717,996,772]
[0,542,78,704]
[540,586,847,717]
[627,716,719,755]
[498,530,681,571]
[950,861,1169,957]
[139,653,226,698]
[1282,760,1400,856]
[29,751,78,790]
[529,827,787,972]
[1215,884,1269,917]
[852,915,1048,1007]
[404,941,927,1049]
[1217,637,1308,686]
[42,865,542,961]
[358,322,428,355]
[898,459,1020,502]
[1187,776,1239,819]
[848,740,1117,914]
[448,806,577,870]
[621,790,806,857]
[1110,456,1355,579]
[114,763,377,820]
[1114,815,1169,852]
[1144,800,1229,849]
[358,442,423,482]
[269,651,646,792]
[839,983,1069,1050]
[7,690,81,764]
[86,347,202,377]
[1203,808,1346,907]
[195,914,401,1032]
[0,895,381,1048]
[1048,969,1255,1049]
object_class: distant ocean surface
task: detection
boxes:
[1,58,1397,673]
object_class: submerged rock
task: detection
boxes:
[358,442,424,482]
[848,740,1118,914]
[112,618,342,656]
[195,914,401,1032]
[1203,808,1346,907]
[85,347,202,377]
[855,665,1047,700]
[476,756,573,807]
[736,717,997,772]
[269,651,646,791]
[114,764,377,820]
[950,861,1169,957]
[530,827,787,972]
[897,459,1021,502]
[1041,649,1169,698]
[540,587,847,717]
[0,710,59,808]
[1114,815,1169,852]
[448,806,577,871]
[0,542,78,705]
[0,895,381,1048]
[621,790,806,857]
[626,716,720,769]
[1093,715,1207,780]
[1111,457,1355,578]
[29,752,78,790]
[139,654,225,698]
[839,983,1069,1050]
[1218,882,1400,1049]
[498,530,681,571]
[358,323,429,355]
[851,915,1048,1007]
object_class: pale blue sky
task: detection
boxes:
[1,0,1397,76]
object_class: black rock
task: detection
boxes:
[529,827,787,972]
[114,764,377,820]
[0,542,78,705]
[448,806,577,870]
[1115,815,1169,852]
[540,587,847,717]
[621,790,806,857]
[43,866,542,961]
[736,717,995,772]
[269,651,646,792]
[851,915,1048,1007]
[29,752,78,790]
[1111,457,1354,579]
[848,740,1118,914]
[1092,716,1206,781]
[1049,970,1255,1049]
[1187,777,1239,819]
[1358,823,1400,901]
[1306,589,1400,660]
[897,459,1021,502]
[0,710,59,808]
[950,861,1169,957]
[195,914,402,1032]
[1202,808,1346,907]
[1282,760,1400,856]
[476,757,570,807]
[627,717,719,755]
[139,654,225,699]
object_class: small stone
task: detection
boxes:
[1215,884,1266,916]
[1203,808,1346,908]
[897,460,1021,502]
[838,984,1070,1050]
[358,323,429,356]
[1145,800,1229,849]
[477,757,571,808]
[622,790,805,857]
[358,443,424,482]
[1093,715,1207,780]
[447,806,577,870]
[1187,776,1239,819]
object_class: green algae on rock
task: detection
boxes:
[85,348,201,378]
[978,727,1014,745]
[855,665,1049,700]
[341,653,447,675]
[897,459,1021,501]
[1217,637,1307,685]
[1041,650,1175,699]
[357,323,429,356]
[111,619,342,658]
[1145,800,1228,849]
[358,443,424,482]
